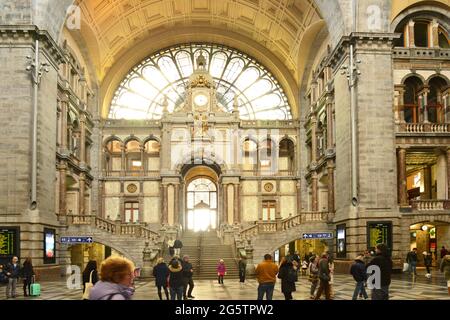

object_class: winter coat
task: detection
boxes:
[4,263,21,279]
[308,262,319,282]
[89,281,134,300]
[21,261,35,281]
[173,240,183,249]
[406,251,418,263]
[440,248,448,259]
[238,260,247,272]
[153,262,169,287]
[350,259,367,282]
[217,263,227,276]
[367,254,393,286]
[278,263,297,294]
[181,261,193,279]
[168,264,184,288]
[440,255,450,281]
[255,260,279,284]
[318,257,330,281]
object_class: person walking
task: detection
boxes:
[152,258,169,300]
[167,239,175,257]
[440,246,448,259]
[406,248,418,276]
[278,257,296,300]
[217,259,227,285]
[308,255,319,299]
[367,243,393,300]
[255,254,279,300]
[423,252,432,278]
[89,256,135,300]
[168,259,184,300]
[181,255,195,299]
[21,258,35,297]
[173,238,183,257]
[440,253,450,295]
[4,256,21,299]
[238,257,247,286]
[82,260,98,299]
[314,253,331,300]
[350,255,368,300]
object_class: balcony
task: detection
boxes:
[395,104,449,134]
[393,47,450,60]
[410,200,450,211]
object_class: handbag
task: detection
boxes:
[82,271,94,300]
[403,262,409,272]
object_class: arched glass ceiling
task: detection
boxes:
[109,43,292,120]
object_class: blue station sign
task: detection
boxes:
[60,236,94,244]
[302,232,333,239]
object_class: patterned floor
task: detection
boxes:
[1,269,449,300]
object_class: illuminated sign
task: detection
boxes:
[44,228,56,264]
[0,227,20,264]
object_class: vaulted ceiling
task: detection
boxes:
[76,0,323,83]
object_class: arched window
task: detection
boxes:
[259,138,276,174]
[403,76,423,123]
[125,140,142,173]
[438,27,450,48]
[144,139,160,172]
[242,138,258,172]
[186,178,217,231]
[104,139,122,174]
[279,139,295,174]
[109,44,292,120]
[427,77,448,123]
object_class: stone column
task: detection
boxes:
[431,19,440,48]
[398,86,405,123]
[80,115,86,164]
[174,184,179,225]
[59,161,67,216]
[296,180,301,214]
[423,166,432,199]
[311,172,318,211]
[60,97,68,151]
[407,20,415,47]
[233,183,240,223]
[311,113,317,163]
[140,145,145,174]
[79,173,85,214]
[444,92,449,123]
[161,184,168,224]
[327,160,335,213]
[222,183,228,225]
[422,89,429,123]
[326,98,333,149]
[120,145,126,175]
[447,148,450,200]
[398,148,408,206]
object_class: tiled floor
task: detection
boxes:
[1,271,449,300]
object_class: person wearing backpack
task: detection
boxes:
[314,253,331,300]
[89,256,135,300]
[350,255,368,300]
[278,257,296,300]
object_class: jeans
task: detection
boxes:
[183,278,194,298]
[352,281,368,300]
[257,283,275,300]
[371,285,389,300]
[6,278,17,298]
[239,270,246,283]
[408,262,417,274]
[170,286,183,300]
[310,280,318,296]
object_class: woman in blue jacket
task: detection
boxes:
[153,258,169,300]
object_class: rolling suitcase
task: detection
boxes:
[30,276,41,296]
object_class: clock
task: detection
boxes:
[194,93,209,107]
[127,184,137,193]
[264,183,274,192]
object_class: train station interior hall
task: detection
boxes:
[0,0,450,300]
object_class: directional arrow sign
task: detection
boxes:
[60,236,95,244]
[301,232,333,240]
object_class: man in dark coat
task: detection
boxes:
[350,255,368,300]
[367,243,393,300]
[314,253,331,300]
[181,255,195,300]
[152,258,169,300]
[406,248,418,276]
[238,258,247,285]
[4,256,21,298]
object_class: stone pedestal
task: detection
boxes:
[141,242,160,279]
[245,243,255,276]
[223,229,235,245]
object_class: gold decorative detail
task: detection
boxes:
[264,183,274,192]
[127,184,138,193]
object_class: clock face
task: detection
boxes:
[194,93,208,107]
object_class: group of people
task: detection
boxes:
[1,256,35,298]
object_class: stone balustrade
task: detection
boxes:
[411,200,450,211]
[396,123,450,133]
